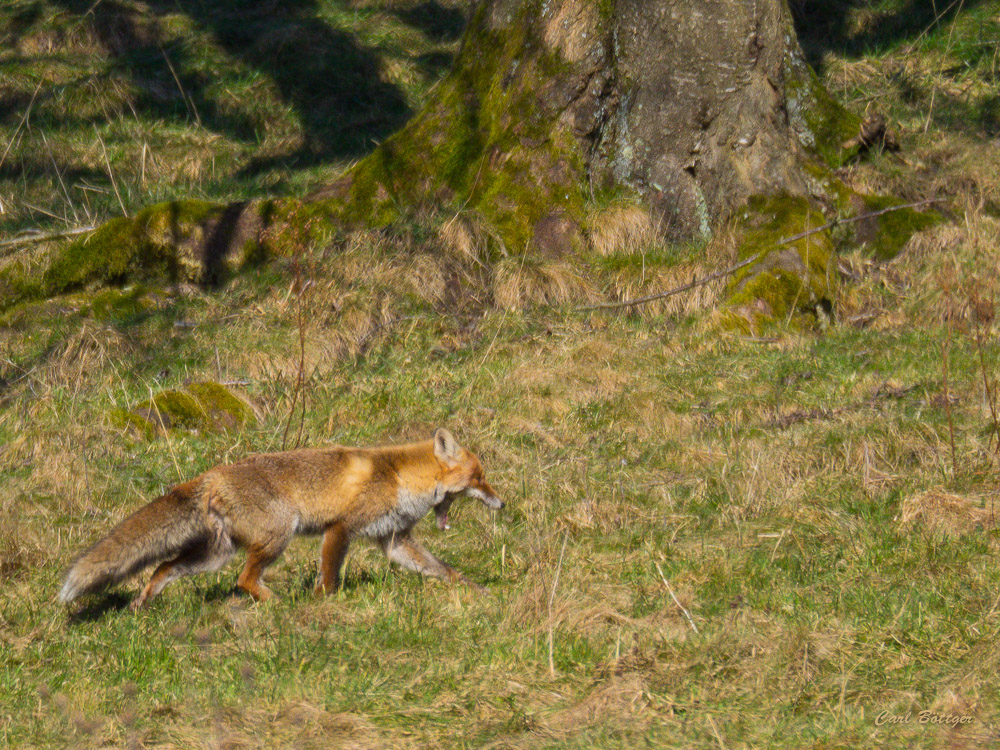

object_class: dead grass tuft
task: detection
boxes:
[405,253,449,305]
[587,206,657,256]
[541,673,652,736]
[609,261,724,319]
[47,323,135,389]
[492,256,596,311]
[438,215,492,265]
[898,489,997,536]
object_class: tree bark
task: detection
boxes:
[320,0,858,253]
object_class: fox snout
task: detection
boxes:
[468,487,504,510]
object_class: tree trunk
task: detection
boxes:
[321,0,858,254]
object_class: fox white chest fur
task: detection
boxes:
[358,486,441,539]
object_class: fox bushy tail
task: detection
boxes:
[58,482,206,603]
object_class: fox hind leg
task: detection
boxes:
[130,536,235,612]
[237,531,294,602]
[378,532,484,591]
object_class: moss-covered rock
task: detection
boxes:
[723,194,836,331]
[184,382,255,431]
[116,381,255,437]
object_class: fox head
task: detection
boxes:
[432,428,503,530]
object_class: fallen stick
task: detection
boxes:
[578,198,941,312]
[577,253,761,312]
[654,561,699,634]
[0,226,96,252]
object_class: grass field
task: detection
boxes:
[3,1,1000,747]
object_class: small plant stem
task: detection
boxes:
[655,562,698,634]
[547,532,568,677]
[942,332,958,477]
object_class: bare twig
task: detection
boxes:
[942,331,958,477]
[577,253,762,312]
[147,386,183,483]
[900,0,964,56]
[0,79,43,172]
[0,225,96,252]
[94,127,127,216]
[776,198,941,246]
[158,42,201,126]
[40,131,80,224]
[707,714,728,750]
[281,251,309,451]
[548,532,569,677]
[21,202,69,223]
[578,199,941,313]
[654,561,698,634]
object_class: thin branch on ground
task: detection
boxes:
[0,226,97,252]
[0,79,43,172]
[94,127,128,217]
[548,532,569,677]
[281,251,309,451]
[654,561,698,634]
[577,253,762,312]
[579,199,941,313]
[776,198,941,246]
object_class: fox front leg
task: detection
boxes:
[378,532,486,592]
[315,523,350,596]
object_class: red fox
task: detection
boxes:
[59,429,503,610]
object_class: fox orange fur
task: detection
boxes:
[59,429,503,610]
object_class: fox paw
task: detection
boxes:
[313,583,340,598]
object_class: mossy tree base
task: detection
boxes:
[0,0,941,320]
[317,0,863,248]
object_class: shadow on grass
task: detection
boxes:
[6,0,466,182]
[66,591,133,623]
[391,1,465,42]
[790,0,993,70]
[46,0,412,165]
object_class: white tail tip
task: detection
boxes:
[58,572,81,604]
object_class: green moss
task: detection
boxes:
[335,1,589,255]
[108,407,158,440]
[785,54,862,168]
[88,287,157,322]
[185,382,254,430]
[729,268,806,320]
[0,196,335,312]
[121,382,255,437]
[857,195,941,260]
[0,200,230,313]
[724,193,837,331]
[40,217,139,296]
[143,390,209,431]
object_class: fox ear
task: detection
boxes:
[433,428,462,463]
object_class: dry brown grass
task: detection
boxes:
[837,207,1000,332]
[437,213,506,268]
[586,206,657,256]
[608,261,725,319]
[898,489,997,536]
[492,255,597,311]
